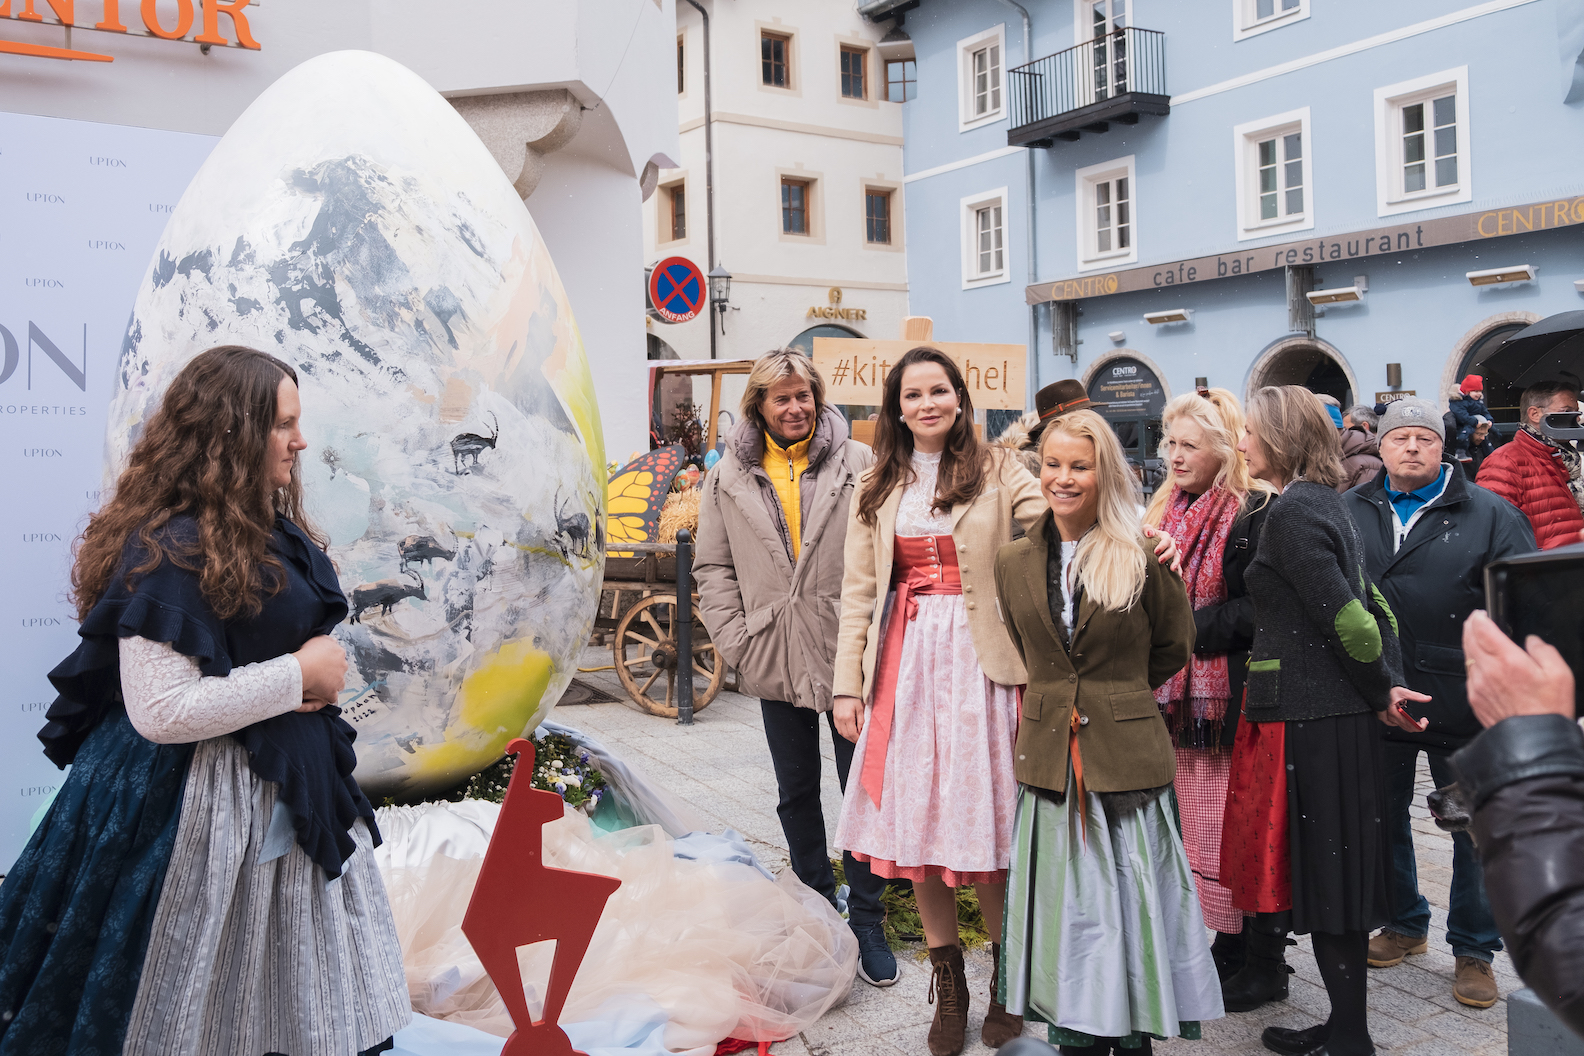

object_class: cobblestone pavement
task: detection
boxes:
[565,646,1515,1056]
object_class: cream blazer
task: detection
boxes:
[833,450,1047,701]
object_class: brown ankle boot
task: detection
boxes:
[981,941,1023,1047]
[927,943,969,1056]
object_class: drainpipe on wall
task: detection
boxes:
[993,0,1038,407]
[680,0,718,359]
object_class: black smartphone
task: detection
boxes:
[1485,543,1584,690]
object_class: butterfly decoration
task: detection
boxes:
[606,445,687,550]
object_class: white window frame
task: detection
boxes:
[1373,66,1471,217]
[1233,107,1314,241]
[960,187,1010,289]
[1073,0,1130,46]
[657,176,688,246]
[1075,156,1138,271]
[1231,0,1309,42]
[957,25,1007,133]
[1072,0,1132,108]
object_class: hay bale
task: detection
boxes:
[657,486,701,544]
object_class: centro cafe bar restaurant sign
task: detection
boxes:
[1025,193,1584,304]
[0,0,260,61]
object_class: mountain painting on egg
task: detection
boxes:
[105,51,606,799]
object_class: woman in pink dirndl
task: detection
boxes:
[1141,389,1274,981]
[829,348,1175,1056]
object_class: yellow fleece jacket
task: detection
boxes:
[762,431,811,561]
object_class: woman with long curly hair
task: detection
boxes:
[1142,389,1274,986]
[0,346,409,1056]
[995,409,1222,1055]
[830,348,1177,1056]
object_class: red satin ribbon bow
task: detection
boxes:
[859,534,961,807]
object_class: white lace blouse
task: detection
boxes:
[120,636,303,744]
[895,451,955,537]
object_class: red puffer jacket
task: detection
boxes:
[1475,429,1584,549]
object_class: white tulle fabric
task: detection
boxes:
[119,636,302,744]
[375,800,857,1050]
[833,452,1021,884]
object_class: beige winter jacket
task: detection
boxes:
[694,408,875,712]
[833,449,1047,701]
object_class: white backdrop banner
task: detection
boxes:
[0,112,216,871]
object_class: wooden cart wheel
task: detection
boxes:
[612,592,725,718]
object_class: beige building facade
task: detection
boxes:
[648,0,911,363]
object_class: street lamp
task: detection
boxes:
[708,264,732,337]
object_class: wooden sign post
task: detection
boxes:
[811,318,1027,412]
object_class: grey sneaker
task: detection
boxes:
[851,920,899,986]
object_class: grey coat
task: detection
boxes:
[694,408,874,711]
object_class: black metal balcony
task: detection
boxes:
[1007,27,1168,147]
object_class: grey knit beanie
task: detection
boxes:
[1378,396,1445,443]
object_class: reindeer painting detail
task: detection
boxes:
[451,412,499,474]
[399,535,456,572]
[553,489,592,560]
[349,570,427,623]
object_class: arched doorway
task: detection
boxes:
[1248,337,1356,410]
[1455,325,1528,431]
[1442,313,1543,437]
[647,333,681,360]
[788,322,864,353]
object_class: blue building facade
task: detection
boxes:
[867,0,1584,449]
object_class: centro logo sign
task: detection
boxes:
[1,0,260,63]
[1111,365,1138,378]
[0,322,87,391]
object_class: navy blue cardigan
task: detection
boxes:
[39,516,377,879]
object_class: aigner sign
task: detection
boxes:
[807,287,867,323]
[1,0,260,62]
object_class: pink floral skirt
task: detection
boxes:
[834,593,1020,887]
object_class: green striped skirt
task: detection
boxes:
[1001,775,1224,1047]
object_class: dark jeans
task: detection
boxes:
[1383,740,1502,961]
[759,698,886,927]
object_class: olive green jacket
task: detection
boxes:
[992,510,1196,795]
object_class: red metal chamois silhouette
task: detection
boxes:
[461,738,622,1056]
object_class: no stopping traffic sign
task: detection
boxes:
[648,256,706,323]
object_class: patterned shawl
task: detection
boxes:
[1524,423,1584,513]
[1153,485,1239,739]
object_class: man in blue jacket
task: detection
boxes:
[1343,396,1535,1009]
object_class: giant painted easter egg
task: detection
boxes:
[106,51,606,799]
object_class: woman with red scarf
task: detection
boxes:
[1144,389,1274,987]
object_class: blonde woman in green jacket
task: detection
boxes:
[993,408,1223,1056]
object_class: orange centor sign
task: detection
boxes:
[0,0,260,61]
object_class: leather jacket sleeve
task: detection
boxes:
[1453,714,1584,1034]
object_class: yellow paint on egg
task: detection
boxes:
[409,638,556,778]
[554,316,606,489]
